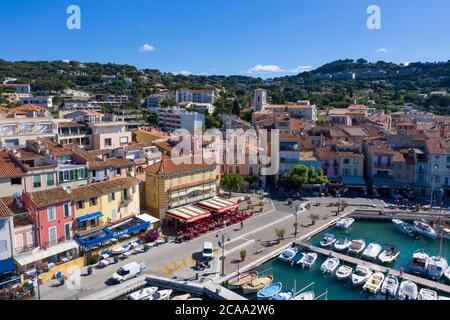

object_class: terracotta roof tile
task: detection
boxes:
[145,156,216,175]
[0,152,27,178]
[70,177,140,201]
[28,188,72,208]
[0,198,14,218]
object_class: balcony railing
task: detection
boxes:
[374,163,393,169]
[40,236,72,249]
[373,174,395,181]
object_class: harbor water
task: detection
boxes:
[250,220,450,300]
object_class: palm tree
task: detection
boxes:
[275,228,286,243]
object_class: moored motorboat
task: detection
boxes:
[418,288,438,300]
[351,265,372,287]
[336,217,355,230]
[299,253,318,269]
[334,238,351,252]
[146,289,173,300]
[257,282,282,300]
[363,272,385,294]
[398,280,418,300]
[291,253,305,267]
[278,247,298,262]
[444,266,450,282]
[270,290,294,300]
[320,257,340,274]
[442,228,450,240]
[320,233,336,248]
[111,243,132,255]
[392,219,418,237]
[427,256,448,280]
[335,265,353,280]
[410,250,429,275]
[380,274,399,297]
[348,239,366,255]
[292,291,315,300]
[414,220,437,239]
[362,243,382,261]
[227,271,258,290]
[127,286,158,300]
[242,276,273,295]
[378,247,400,264]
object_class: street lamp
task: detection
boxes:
[336,191,341,216]
[216,231,230,277]
[293,202,300,238]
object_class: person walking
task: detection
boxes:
[240,221,244,230]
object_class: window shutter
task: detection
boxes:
[70,170,75,181]
[59,171,64,182]
[74,169,79,180]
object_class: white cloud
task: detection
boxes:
[62,59,71,63]
[138,44,156,52]
[290,65,313,73]
[375,48,388,53]
[178,70,191,76]
[247,64,284,74]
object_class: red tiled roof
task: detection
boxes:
[145,156,216,175]
[0,152,27,178]
[28,188,72,208]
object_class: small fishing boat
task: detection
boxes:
[278,247,298,262]
[127,287,158,300]
[320,257,340,274]
[270,290,294,300]
[351,265,372,287]
[291,253,305,267]
[410,250,429,275]
[380,274,399,297]
[392,219,418,237]
[299,252,318,269]
[427,256,448,280]
[334,238,351,252]
[418,288,438,300]
[378,247,400,264]
[348,239,366,255]
[444,266,450,282]
[363,272,385,294]
[336,217,355,230]
[257,282,282,300]
[398,280,418,300]
[414,220,437,239]
[111,243,132,255]
[242,276,273,295]
[146,289,173,301]
[292,291,315,300]
[335,265,353,280]
[442,227,450,240]
[171,294,191,300]
[362,243,382,261]
[227,271,258,290]
[320,233,336,248]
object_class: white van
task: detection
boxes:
[111,262,145,284]
[202,242,214,260]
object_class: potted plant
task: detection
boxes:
[240,250,247,262]
[309,214,320,226]
[163,235,169,243]
[143,244,150,252]
[275,228,286,243]
[87,266,93,276]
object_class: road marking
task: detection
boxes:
[164,266,171,275]
[181,258,187,267]
[172,262,179,271]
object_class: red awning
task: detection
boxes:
[166,205,211,223]
[196,198,239,214]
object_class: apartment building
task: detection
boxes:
[156,107,205,133]
[89,121,132,149]
[19,96,53,109]
[0,117,57,148]
[175,88,215,104]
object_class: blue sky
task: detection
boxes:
[1,0,449,77]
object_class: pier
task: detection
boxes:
[298,242,450,295]
[350,209,450,223]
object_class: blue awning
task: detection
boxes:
[76,211,103,223]
[0,258,16,274]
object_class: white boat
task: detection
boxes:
[334,238,351,252]
[363,272,385,294]
[320,257,340,274]
[299,253,318,269]
[427,256,448,280]
[398,280,418,300]
[392,219,418,237]
[336,217,355,230]
[410,250,429,275]
[227,271,259,290]
[320,233,336,248]
[362,243,382,260]
[291,253,305,267]
[146,289,173,300]
[414,220,437,239]
[378,247,400,264]
[351,265,372,287]
[292,291,315,300]
[242,276,273,295]
[442,228,450,240]
[111,243,132,255]
[335,265,353,280]
[348,239,366,255]
[128,287,158,300]
[171,294,191,300]
[278,247,298,262]
[418,288,438,300]
[438,296,450,300]
[380,274,399,297]
[444,267,450,282]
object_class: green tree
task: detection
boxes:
[221,174,243,195]
[160,98,177,107]
[232,99,241,116]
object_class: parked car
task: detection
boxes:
[111,262,145,284]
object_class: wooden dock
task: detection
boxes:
[298,242,450,295]
[350,210,450,223]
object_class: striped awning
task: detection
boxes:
[196,198,239,213]
[166,205,211,222]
